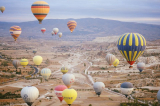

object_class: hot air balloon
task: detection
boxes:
[53,28,59,35]
[0,6,5,13]
[157,90,160,104]
[33,50,37,55]
[120,82,133,97]
[106,54,116,65]
[67,20,77,33]
[33,55,43,66]
[62,89,77,106]
[12,60,20,70]
[9,26,22,41]
[41,28,46,33]
[31,1,50,24]
[137,62,145,72]
[62,74,75,88]
[20,59,28,68]
[93,82,105,97]
[117,33,146,68]
[51,31,54,36]
[41,68,51,80]
[54,85,67,102]
[61,66,68,74]
[113,59,119,68]
[58,32,62,38]
[21,86,39,106]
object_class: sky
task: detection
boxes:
[0,0,160,25]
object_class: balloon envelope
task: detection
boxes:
[51,31,54,36]
[12,60,20,69]
[106,54,116,65]
[0,6,5,13]
[93,82,105,97]
[120,82,133,97]
[9,26,22,41]
[61,66,68,74]
[20,59,28,68]
[117,33,146,67]
[62,74,75,88]
[21,86,39,106]
[33,55,43,66]
[67,20,77,33]
[113,59,119,67]
[62,89,77,105]
[53,28,59,35]
[54,85,67,102]
[41,28,46,33]
[31,1,50,24]
[137,62,145,72]
[157,90,160,104]
[58,32,62,38]
[41,68,51,80]
[33,50,37,54]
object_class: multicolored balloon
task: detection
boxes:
[61,66,68,74]
[41,28,46,33]
[0,6,5,13]
[31,1,50,24]
[54,85,67,102]
[67,20,77,33]
[117,33,146,68]
[41,68,51,80]
[120,82,133,97]
[9,26,22,41]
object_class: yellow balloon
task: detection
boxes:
[61,67,68,74]
[113,59,119,67]
[20,59,28,68]
[62,89,77,106]
[33,55,43,66]
[0,6,5,13]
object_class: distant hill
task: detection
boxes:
[0,18,160,41]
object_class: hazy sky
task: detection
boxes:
[0,0,160,25]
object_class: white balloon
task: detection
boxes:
[62,74,75,88]
[21,86,39,106]
[53,28,59,35]
[106,54,116,65]
[93,82,105,97]
[58,32,62,38]
[137,62,145,72]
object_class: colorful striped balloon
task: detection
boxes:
[41,68,51,80]
[9,26,22,41]
[67,20,77,33]
[117,33,146,68]
[31,1,50,24]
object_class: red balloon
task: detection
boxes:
[41,28,46,34]
[54,85,67,102]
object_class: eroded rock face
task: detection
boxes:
[138,56,159,64]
